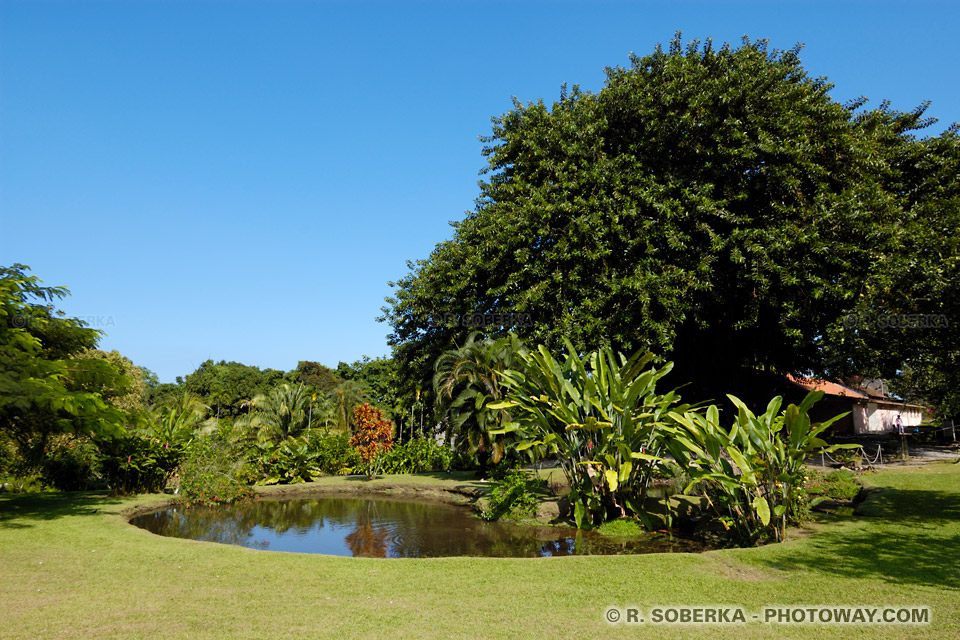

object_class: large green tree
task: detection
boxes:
[834,115,960,418]
[382,35,958,411]
[0,264,132,469]
[181,359,285,418]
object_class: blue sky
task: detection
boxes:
[2,1,957,382]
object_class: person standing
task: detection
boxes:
[896,413,905,435]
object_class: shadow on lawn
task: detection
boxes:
[0,492,122,529]
[755,487,960,590]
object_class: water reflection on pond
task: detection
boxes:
[130,495,702,558]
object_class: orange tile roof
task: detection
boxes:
[785,374,871,399]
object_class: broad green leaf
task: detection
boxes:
[753,495,770,526]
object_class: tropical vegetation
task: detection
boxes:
[381,35,960,420]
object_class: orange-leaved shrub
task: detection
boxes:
[349,403,394,479]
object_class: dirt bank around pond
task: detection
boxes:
[253,473,569,523]
[254,474,484,504]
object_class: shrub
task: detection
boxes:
[380,438,453,474]
[667,392,857,545]
[806,468,862,501]
[597,517,646,537]
[178,437,254,506]
[97,432,181,495]
[40,435,99,491]
[349,404,394,479]
[312,431,361,475]
[249,431,361,484]
[495,344,690,529]
[481,467,539,521]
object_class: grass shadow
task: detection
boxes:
[0,491,123,529]
[754,487,960,590]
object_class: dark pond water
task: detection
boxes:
[130,495,702,558]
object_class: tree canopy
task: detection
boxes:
[382,35,959,413]
[0,264,133,464]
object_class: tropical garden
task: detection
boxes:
[2,34,960,638]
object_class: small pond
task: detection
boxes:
[130,495,702,558]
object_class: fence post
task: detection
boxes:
[878,444,883,466]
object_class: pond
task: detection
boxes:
[130,495,702,558]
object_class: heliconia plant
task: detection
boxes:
[490,340,691,529]
[665,391,858,544]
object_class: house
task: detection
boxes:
[785,375,926,435]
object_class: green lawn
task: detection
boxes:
[2,464,958,639]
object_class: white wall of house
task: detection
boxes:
[852,402,924,434]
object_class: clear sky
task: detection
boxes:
[1,0,957,382]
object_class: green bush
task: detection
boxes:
[312,431,361,475]
[98,432,181,495]
[807,469,862,501]
[40,436,99,491]
[178,437,254,506]
[0,474,48,493]
[597,517,646,537]
[481,467,540,521]
[250,431,361,484]
[380,438,453,474]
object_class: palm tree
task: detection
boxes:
[307,390,337,431]
[433,333,526,472]
[160,389,209,421]
[236,383,312,442]
[332,380,367,432]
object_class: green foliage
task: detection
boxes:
[39,435,99,491]
[480,467,540,521]
[75,349,149,412]
[807,468,863,501]
[253,437,320,484]
[336,356,411,433]
[379,437,453,474]
[0,474,48,493]
[382,35,959,413]
[178,437,255,506]
[312,431,362,476]
[666,391,857,544]
[97,432,181,496]
[434,333,527,470]
[235,383,337,443]
[494,341,690,529]
[0,264,132,458]
[834,119,960,420]
[492,337,855,544]
[331,379,367,432]
[291,361,341,393]
[596,517,646,537]
[251,431,363,484]
[181,359,285,418]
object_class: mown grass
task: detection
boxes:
[1,464,959,639]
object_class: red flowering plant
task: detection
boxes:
[349,403,395,479]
